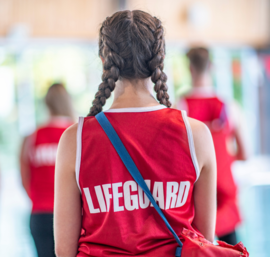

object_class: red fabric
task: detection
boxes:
[27,118,72,213]
[181,229,249,257]
[182,96,241,237]
[77,108,200,257]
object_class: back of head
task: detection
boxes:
[88,10,171,116]
[45,83,74,119]
[186,47,210,75]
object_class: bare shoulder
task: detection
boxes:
[57,123,78,172]
[187,117,212,141]
[187,117,215,170]
[60,123,78,144]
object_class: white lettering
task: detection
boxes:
[47,145,55,164]
[112,182,124,212]
[94,186,106,212]
[176,181,190,207]
[138,180,151,209]
[124,181,139,211]
[83,187,100,213]
[102,184,112,212]
[165,182,179,209]
[34,144,58,166]
[152,182,164,209]
[84,180,190,213]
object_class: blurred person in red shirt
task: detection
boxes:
[177,47,247,244]
[20,83,74,257]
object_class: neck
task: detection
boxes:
[49,113,74,121]
[192,72,212,89]
[110,77,159,109]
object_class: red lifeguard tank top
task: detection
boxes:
[27,117,73,213]
[76,106,201,257]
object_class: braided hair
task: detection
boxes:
[88,10,171,116]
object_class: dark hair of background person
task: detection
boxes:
[186,47,210,75]
[45,83,74,120]
[88,10,171,116]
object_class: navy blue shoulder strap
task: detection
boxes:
[96,112,182,257]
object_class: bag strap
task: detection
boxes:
[96,112,182,257]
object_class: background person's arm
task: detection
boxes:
[233,123,248,161]
[19,136,31,197]
[227,101,248,161]
[54,124,82,257]
[189,118,217,242]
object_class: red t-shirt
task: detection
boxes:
[76,106,201,257]
[27,117,73,213]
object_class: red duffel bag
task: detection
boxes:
[180,228,249,257]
